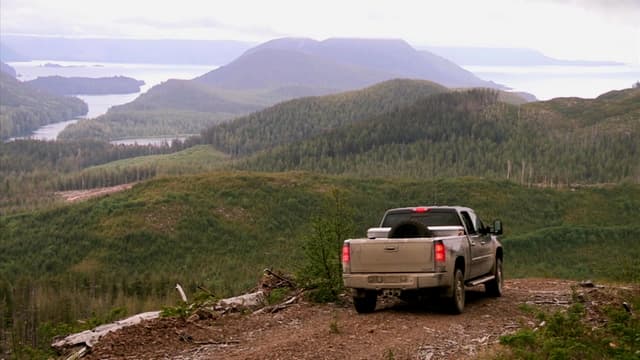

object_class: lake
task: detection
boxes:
[8,60,215,141]
[464,64,640,100]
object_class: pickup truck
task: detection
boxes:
[342,206,503,314]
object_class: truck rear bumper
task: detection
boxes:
[343,272,450,290]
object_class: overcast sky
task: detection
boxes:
[1,0,639,64]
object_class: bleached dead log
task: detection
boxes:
[216,290,265,309]
[52,311,161,351]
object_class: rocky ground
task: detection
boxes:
[62,278,632,360]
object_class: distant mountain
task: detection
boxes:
[196,47,390,91]
[238,87,640,184]
[424,47,623,66]
[0,62,16,77]
[1,35,254,65]
[197,37,502,90]
[0,72,88,139]
[26,76,145,95]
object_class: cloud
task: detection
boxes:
[114,16,285,39]
[541,0,640,26]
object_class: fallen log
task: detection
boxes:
[216,290,265,309]
[52,311,161,351]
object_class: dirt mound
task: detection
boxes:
[71,278,633,359]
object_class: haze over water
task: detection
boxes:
[466,64,640,100]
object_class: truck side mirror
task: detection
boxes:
[492,220,503,235]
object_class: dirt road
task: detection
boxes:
[77,278,598,359]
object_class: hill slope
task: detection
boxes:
[0,72,88,139]
[201,79,449,155]
[2,174,638,290]
[239,87,640,184]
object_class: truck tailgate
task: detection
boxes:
[349,238,435,273]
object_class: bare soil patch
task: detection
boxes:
[75,278,617,360]
[56,183,135,203]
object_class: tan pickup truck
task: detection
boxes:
[342,206,503,314]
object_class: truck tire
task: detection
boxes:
[353,290,377,313]
[388,220,431,238]
[448,268,465,314]
[485,258,504,297]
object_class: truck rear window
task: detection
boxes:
[381,209,463,228]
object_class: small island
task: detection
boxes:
[26,75,145,95]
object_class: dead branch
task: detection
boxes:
[197,285,216,298]
[253,291,303,315]
[263,268,297,288]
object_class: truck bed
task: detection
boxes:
[348,238,437,273]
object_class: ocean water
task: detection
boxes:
[465,64,640,100]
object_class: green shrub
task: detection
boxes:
[297,190,354,303]
[498,296,640,359]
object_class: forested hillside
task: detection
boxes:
[26,75,145,95]
[1,172,638,353]
[201,79,449,155]
[237,88,640,184]
[0,72,88,139]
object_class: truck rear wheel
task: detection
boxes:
[485,258,504,297]
[447,268,465,314]
[353,290,377,313]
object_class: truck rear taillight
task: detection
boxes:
[342,242,351,273]
[342,242,351,264]
[413,207,430,213]
[434,241,446,263]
